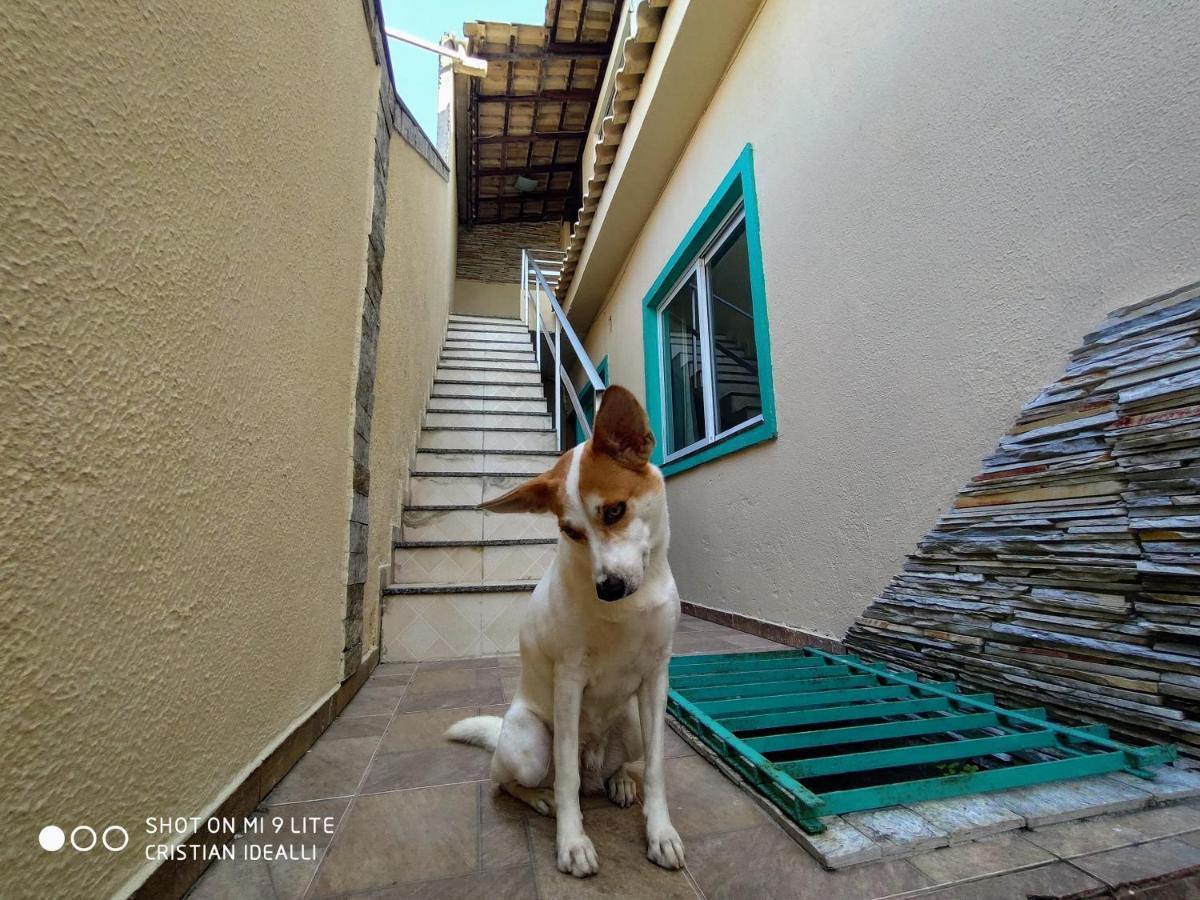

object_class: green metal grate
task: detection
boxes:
[668,648,1176,834]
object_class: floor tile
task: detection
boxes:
[347,865,538,899]
[527,806,699,899]
[407,667,500,695]
[686,824,931,900]
[418,656,500,672]
[361,744,492,793]
[379,706,485,754]
[396,682,505,713]
[663,755,770,838]
[1025,802,1200,858]
[309,783,478,895]
[1071,837,1200,887]
[908,832,1054,885]
[340,678,409,718]
[663,726,695,759]
[266,723,384,805]
[916,861,1103,899]
[373,661,417,680]
[188,798,348,900]
[480,783,534,870]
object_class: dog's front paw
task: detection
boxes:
[606,768,638,808]
[647,825,685,870]
[557,833,599,877]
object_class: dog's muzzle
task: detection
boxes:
[596,574,630,602]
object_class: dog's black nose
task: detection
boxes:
[596,575,627,602]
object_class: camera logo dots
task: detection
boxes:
[39,824,128,852]
[39,826,65,852]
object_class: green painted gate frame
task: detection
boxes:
[667,648,1176,834]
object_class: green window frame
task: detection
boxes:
[641,144,776,477]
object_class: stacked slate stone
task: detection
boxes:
[845,282,1200,754]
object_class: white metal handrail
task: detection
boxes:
[520,249,606,450]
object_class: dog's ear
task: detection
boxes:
[479,471,560,515]
[591,385,655,469]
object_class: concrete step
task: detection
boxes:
[407,472,538,506]
[393,538,555,584]
[435,367,541,385]
[448,313,524,326]
[419,427,558,453]
[445,330,532,344]
[444,339,533,354]
[436,358,540,373]
[381,586,532,661]
[427,398,548,414]
[440,348,535,363]
[425,410,552,429]
[429,382,545,400]
[445,327,530,343]
[401,505,558,542]
[413,449,559,474]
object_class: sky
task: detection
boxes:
[378,0,546,142]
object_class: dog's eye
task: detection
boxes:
[602,502,626,526]
[560,523,586,542]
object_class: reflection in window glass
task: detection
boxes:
[706,220,762,433]
[661,271,705,454]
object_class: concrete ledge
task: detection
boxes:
[680,600,844,653]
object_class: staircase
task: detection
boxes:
[381,313,560,661]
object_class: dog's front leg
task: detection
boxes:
[553,665,598,877]
[638,665,685,869]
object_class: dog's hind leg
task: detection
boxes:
[492,701,556,816]
[601,702,642,807]
[502,782,556,817]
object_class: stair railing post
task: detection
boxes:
[554,316,562,451]
[520,250,528,326]
[535,282,542,367]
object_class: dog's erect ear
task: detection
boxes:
[591,385,655,469]
[479,471,560,515]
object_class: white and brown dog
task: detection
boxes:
[446,385,684,877]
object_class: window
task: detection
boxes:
[642,145,775,476]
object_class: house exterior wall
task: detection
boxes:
[579,0,1200,641]
[0,1,454,897]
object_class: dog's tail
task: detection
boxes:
[445,715,503,751]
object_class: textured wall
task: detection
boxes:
[456,221,561,282]
[363,138,458,652]
[0,2,383,897]
[581,0,1200,640]
[453,278,523,318]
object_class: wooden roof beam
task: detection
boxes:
[476,88,596,102]
[474,130,587,144]
[477,162,577,177]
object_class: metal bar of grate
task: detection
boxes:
[667,648,1177,835]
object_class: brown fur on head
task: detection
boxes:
[480,385,665,601]
[479,385,656,516]
[590,385,655,470]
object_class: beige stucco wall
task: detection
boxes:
[453,278,522,319]
[0,1,455,897]
[365,141,458,651]
[582,0,1200,640]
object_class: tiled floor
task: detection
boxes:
[189,616,1200,899]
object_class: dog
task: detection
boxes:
[445,385,685,878]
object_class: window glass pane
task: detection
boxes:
[706,217,762,433]
[661,272,706,454]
